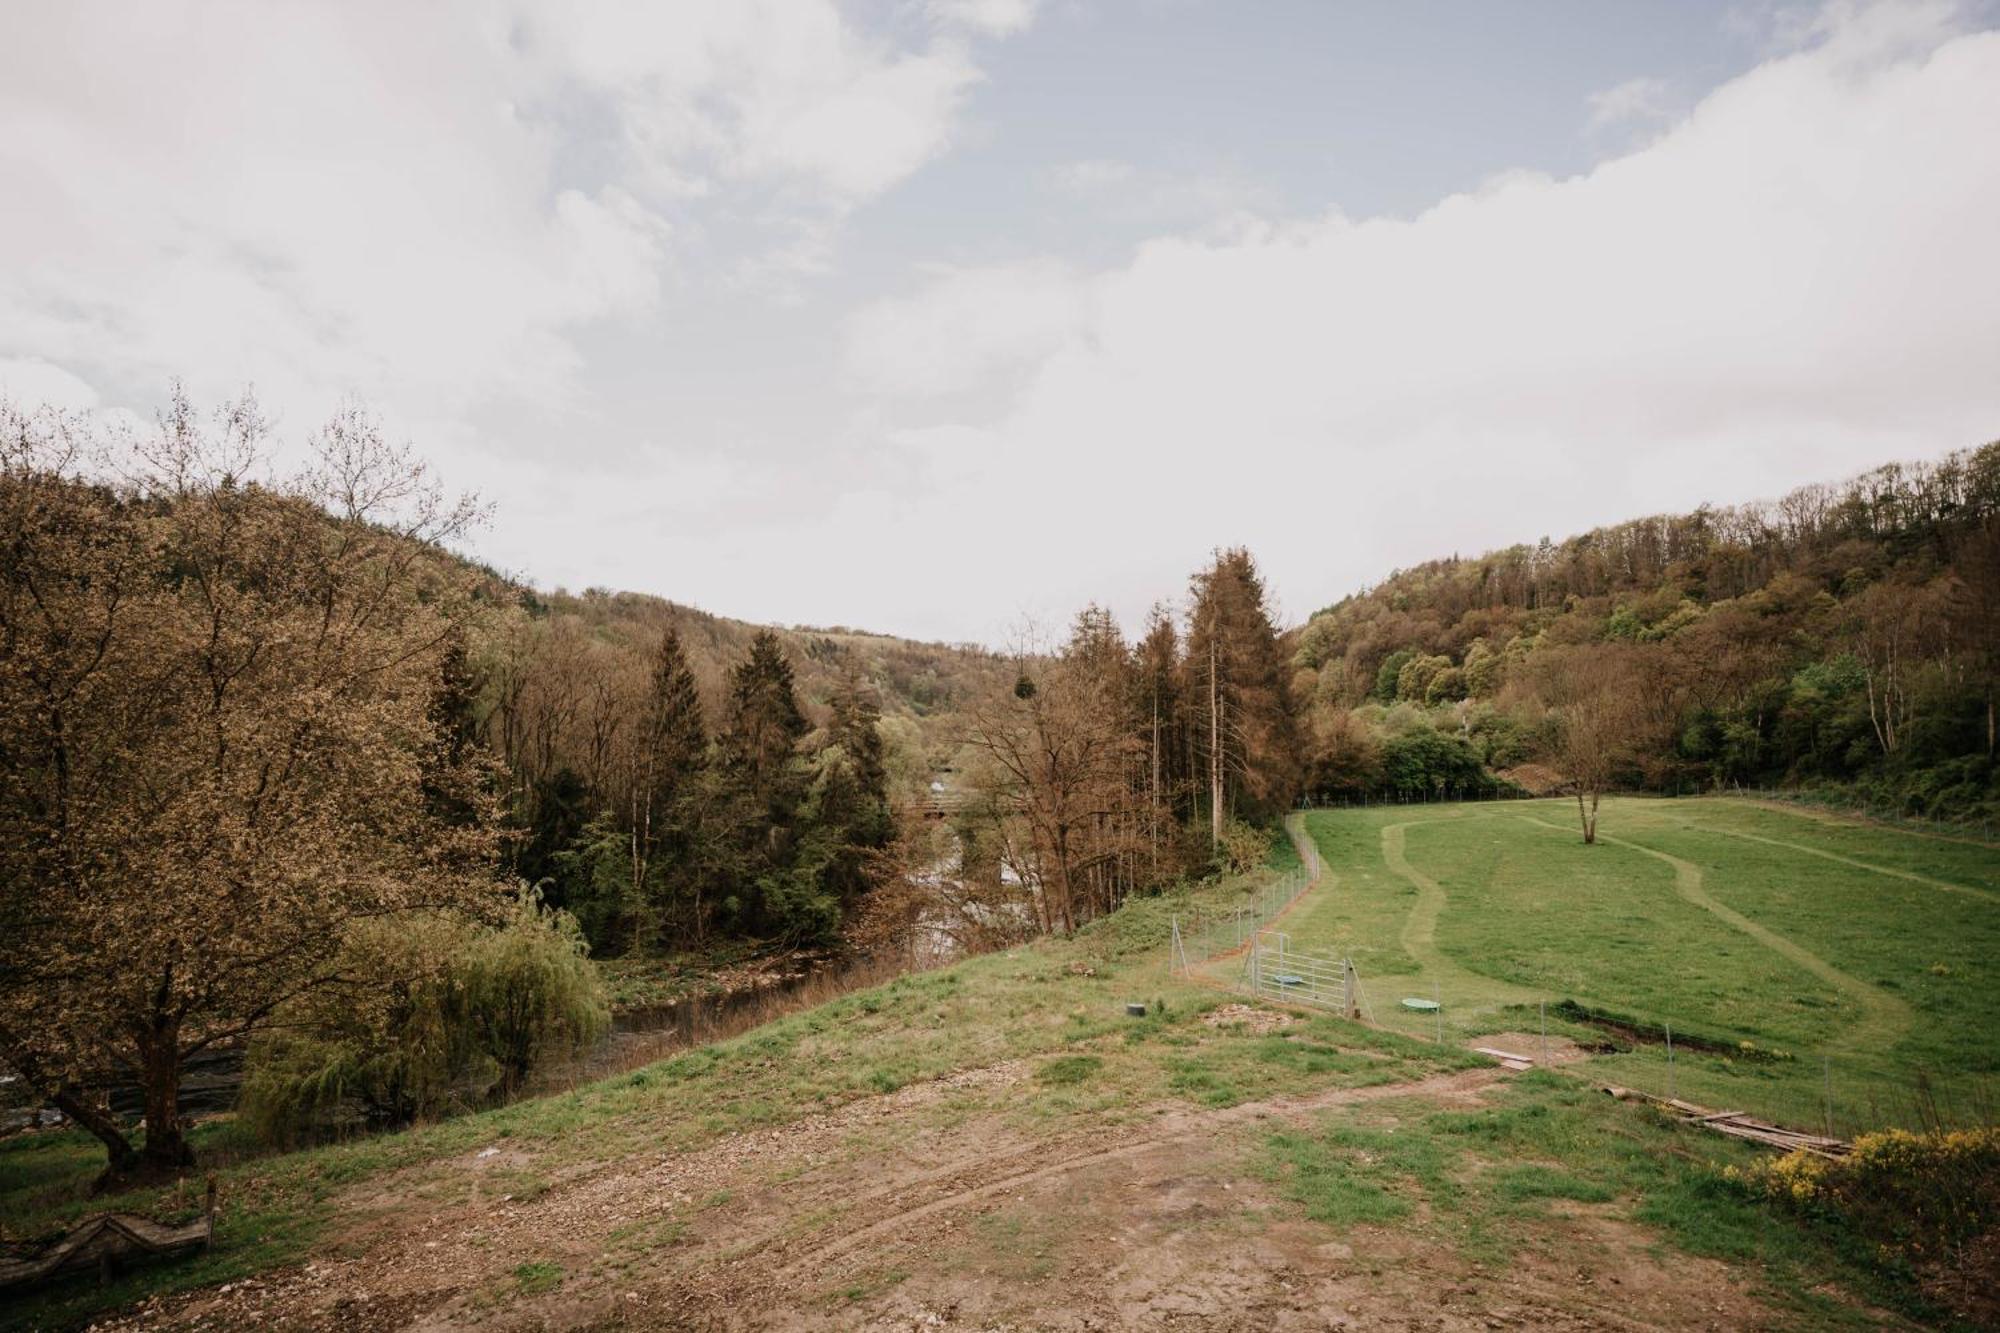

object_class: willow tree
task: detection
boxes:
[0,392,497,1181]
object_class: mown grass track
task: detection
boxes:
[1287,797,1999,1133]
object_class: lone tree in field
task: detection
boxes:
[0,391,498,1182]
[1534,645,1642,844]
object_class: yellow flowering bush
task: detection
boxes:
[1726,1127,2000,1265]
[1726,1148,1832,1205]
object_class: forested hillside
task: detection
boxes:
[1290,443,2000,824]
[9,385,1996,1194]
[466,578,1012,954]
[0,394,1013,1176]
[0,392,1301,1180]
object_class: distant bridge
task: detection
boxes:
[895,789,976,820]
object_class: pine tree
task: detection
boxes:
[717,630,812,936]
[631,624,707,947]
[1134,604,1185,869]
[804,671,893,915]
[1185,548,1302,840]
[721,630,808,791]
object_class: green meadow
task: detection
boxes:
[1271,797,1999,1133]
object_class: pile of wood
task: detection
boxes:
[0,1182,214,1294]
[1602,1086,1849,1158]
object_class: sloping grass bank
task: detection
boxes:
[0,859,1464,1330]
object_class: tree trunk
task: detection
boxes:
[1150,695,1161,878]
[137,1031,193,1175]
[1208,639,1222,850]
[51,1086,141,1181]
[1576,789,1599,845]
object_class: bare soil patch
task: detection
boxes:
[1200,1003,1296,1035]
[1468,1032,1591,1068]
[81,1058,1793,1332]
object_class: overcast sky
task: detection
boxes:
[4,0,1998,644]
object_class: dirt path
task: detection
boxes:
[1195,814,1328,976]
[769,1064,1503,1283]
[1686,822,1997,904]
[1521,818,1914,1055]
[1378,815,1539,1013]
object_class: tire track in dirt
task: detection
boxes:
[767,1063,1508,1283]
[1520,817,1913,1054]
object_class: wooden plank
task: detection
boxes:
[1598,1084,1851,1157]
[1472,1046,1534,1064]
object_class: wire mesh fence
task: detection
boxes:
[1169,815,1379,1020]
[1296,788,1537,809]
[1167,813,1322,972]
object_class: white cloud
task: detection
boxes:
[846,5,2000,634]
[1045,159,1278,229]
[926,0,1042,38]
[0,358,100,412]
[844,261,1086,397]
[1586,76,1677,129]
[0,1,991,431]
[519,1,985,204]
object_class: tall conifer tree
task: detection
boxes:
[717,630,812,935]
[632,624,707,943]
[1185,548,1301,838]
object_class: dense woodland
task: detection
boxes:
[0,394,1013,1176]
[1289,443,2000,828]
[4,387,1995,1183]
[0,392,1302,1177]
[477,585,1009,953]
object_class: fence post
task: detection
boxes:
[1666,1021,1675,1100]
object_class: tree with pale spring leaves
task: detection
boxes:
[0,391,497,1181]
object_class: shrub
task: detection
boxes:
[242,889,609,1142]
[1727,1126,2000,1271]
[1216,817,1273,874]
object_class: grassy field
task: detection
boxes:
[0,865,1474,1331]
[2,810,1990,1329]
[1272,796,1999,1134]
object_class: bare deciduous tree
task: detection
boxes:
[1533,646,1646,844]
[961,623,1146,936]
